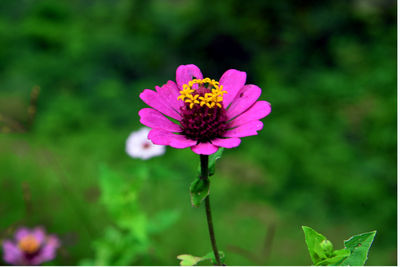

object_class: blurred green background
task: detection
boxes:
[0,0,396,265]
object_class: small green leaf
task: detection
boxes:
[177,254,203,266]
[302,226,329,264]
[340,230,376,266]
[177,251,225,266]
[208,148,224,176]
[316,249,350,266]
[189,178,210,207]
[202,251,226,265]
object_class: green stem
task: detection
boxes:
[200,155,222,266]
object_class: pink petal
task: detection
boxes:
[191,143,219,155]
[15,228,29,241]
[227,85,261,119]
[31,236,60,265]
[139,89,181,120]
[176,64,203,90]
[2,240,22,265]
[224,120,264,138]
[211,138,241,148]
[148,129,196,148]
[230,101,271,128]
[139,108,181,132]
[32,227,46,244]
[219,69,247,108]
[155,81,183,111]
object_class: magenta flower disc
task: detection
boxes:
[139,64,271,155]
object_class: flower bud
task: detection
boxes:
[320,239,334,254]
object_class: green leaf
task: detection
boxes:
[208,148,224,176]
[196,148,224,177]
[302,226,377,266]
[177,254,203,266]
[340,231,376,266]
[302,226,329,264]
[202,251,226,265]
[189,178,210,207]
[316,249,350,266]
[177,251,225,266]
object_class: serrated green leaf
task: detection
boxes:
[189,178,210,207]
[177,254,203,266]
[208,148,224,176]
[302,226,329,264]
[340,230,376,266]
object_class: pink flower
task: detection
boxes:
[2,227,60,265]
[138,64,271,155]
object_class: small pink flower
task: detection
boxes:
[138,64,271,155]
[2,227,60,265]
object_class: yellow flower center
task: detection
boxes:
[177,78,227,109]
[19,235,40,254]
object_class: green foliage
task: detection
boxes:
[341,231,377,266]
[208,148,224,177]
[177,251,225,266]
[190,178,210,207]
[0,0,395,265]
[80,165,179,265]
[196,148,224,177]
[302,226,376,266]
[177,254,204,266]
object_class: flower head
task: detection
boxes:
[139,64,271,155]
[126,127,166,160]
[2,227,60,265]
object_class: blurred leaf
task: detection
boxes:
[189,178,210,207]
[202,250,226,265]
[177,254,203,266]
[177,251,225,266]
[147,209,180,234]
[340,231,377,266]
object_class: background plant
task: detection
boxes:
[0,0,396,265]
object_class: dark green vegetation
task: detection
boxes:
[0,0,396,265]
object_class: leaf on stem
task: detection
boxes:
[196,148,224,177]
[189,178,210,207]
[177,251,225,266]
[208,148,224,176]
[177,254,203,266]
[202,250,226,265]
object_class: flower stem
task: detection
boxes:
[200,155,222,266]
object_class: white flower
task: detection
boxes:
[126,127,166,160]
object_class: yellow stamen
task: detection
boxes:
[19,235,40,254]
[178,78,227,109]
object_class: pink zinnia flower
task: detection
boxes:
[2,227,60,265]
[138,64,271,155]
